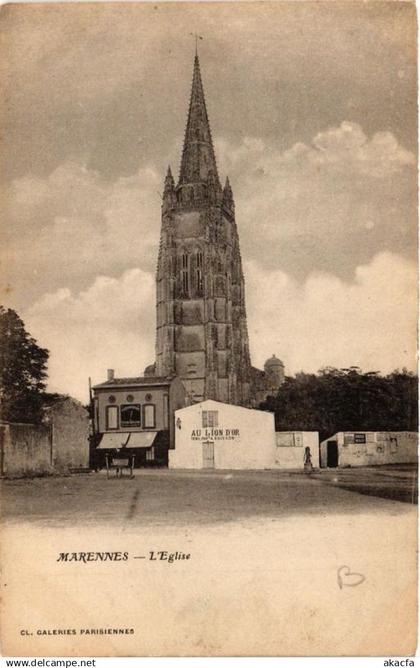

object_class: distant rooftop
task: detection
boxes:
[92,376,174,390]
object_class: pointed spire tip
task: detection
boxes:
[178,52,220,187]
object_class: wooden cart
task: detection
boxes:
[105,453,135,479]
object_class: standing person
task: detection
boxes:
[303,446,314,474]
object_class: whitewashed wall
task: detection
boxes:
[274,432,319,469]
[170,400,276,470]
[320,431,418,467]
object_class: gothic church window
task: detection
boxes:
[196,251,203,295]
[181,252,189,295]
[215,275,225,297]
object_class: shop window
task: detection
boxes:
[106,405,119,430]
[120,404,141,428]
[143,404,156,429]
[202,410,219,428]
[146,447,155,461]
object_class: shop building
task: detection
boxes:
[92,371,186,467]
[170,400,276,470]
[170,401,320,470]
[320,431,418,468]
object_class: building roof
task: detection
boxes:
[92,376,174,390]
[42,394,84,409]
[264,354,284,368]
[175,398,274,417]
[178,54,220,188]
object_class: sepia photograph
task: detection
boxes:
[0,0,418,657]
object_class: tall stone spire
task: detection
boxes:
[155,53,252,407]
[178,55,220,188]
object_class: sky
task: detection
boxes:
[0,1,417,401]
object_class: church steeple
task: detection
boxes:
[155,52,252,407]
[178,55,220,188]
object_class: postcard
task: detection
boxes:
[0,1,417,657]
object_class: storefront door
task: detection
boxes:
[327,441,339,468]
[202,441,215,469]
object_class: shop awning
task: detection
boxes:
[125,432,157,449]
[97,433,130,450]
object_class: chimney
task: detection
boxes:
[107,368,115,382]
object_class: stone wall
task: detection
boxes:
[45,399,90,472]
[0,398,90,477]
[0,423,53,477]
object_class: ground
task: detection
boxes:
[1,464,417,527]
[1,466,417,656]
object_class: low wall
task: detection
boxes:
[0,423,53,477]
[274,432,320,469]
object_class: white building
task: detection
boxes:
[169,400,320,470]
[170,400,276,470]
[320,431,418,468]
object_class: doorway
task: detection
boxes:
[202,441,215,469]
[327,441,339,468]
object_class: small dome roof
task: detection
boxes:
[264,354,284,368]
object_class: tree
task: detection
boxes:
[0,306,49,423]
[260,367,418,442]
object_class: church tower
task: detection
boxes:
[155,54,252,405]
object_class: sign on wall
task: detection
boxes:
[344,433,367,445]
[190,428,240,442]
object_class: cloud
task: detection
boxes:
[2,120,415,314]
[2,160,162,309]
[215,122,416,279]
[24,268,155,401]
[310,122,414,177]
[218,121,414,178]
[245,251,418,377]
[21,252,417,403]
[2,121,416,401]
